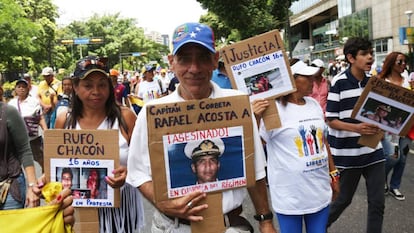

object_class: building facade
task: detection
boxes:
[289,0,414,70]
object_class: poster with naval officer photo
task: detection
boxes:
[146,95,255,203]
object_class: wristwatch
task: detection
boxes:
[254,212,274,221]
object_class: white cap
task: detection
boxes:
[41,67,54,76]
[311,59,325,68]
[184,138,225,160]
[291,60,319,76]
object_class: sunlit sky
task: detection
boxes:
[52,0,207,35]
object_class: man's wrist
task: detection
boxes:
[254,212,274,222]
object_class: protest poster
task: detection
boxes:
[220,30,295,101]
[147,95,255,201]
[220,30,295,129]
[44,129,120,208]
[352,78,414,147]
[147,95,255,233]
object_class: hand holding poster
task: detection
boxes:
[44,130,120,208]
[351,78,414,147]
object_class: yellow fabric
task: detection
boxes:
[42,182,63,203]
[0,205,72,233]
[0,182,73,233]
[128,95,144,107]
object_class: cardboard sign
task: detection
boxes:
[351,78,414,147]
[147,95,255,202]
[220,30,293,129]
[147,95,255,232]
[44,129,120,208]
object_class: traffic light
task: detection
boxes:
[60,39,74,45]
[59,38,103,45]
[90,38,104,44]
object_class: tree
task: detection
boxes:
[0,0,58,80]
[0,0,39,75]
[56,13,170,74]
[197,0,291,40]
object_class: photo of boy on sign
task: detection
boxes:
[56,167,80,189]
[165,134,246,198]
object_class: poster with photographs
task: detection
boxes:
[220,30,295,101]
[44,130,120,208]
[352,78,414,136]
[164,126,246,198]
[146,95,255,203]
[355,92,413,134]
[52,162,113,205]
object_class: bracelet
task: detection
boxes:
[254,212,274,222]
[28,183,36,188]
[329,169,339,175]
[330,169,340,182]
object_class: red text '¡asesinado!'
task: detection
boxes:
[166,128,229,144]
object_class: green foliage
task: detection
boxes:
[57,13,170,72]
[197,0,290,40]
[0,0,57,77]
[0,0,39,66]
[0,0,293,77]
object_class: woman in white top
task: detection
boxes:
[252,60,340,233]
[8,79,47,171]
[55,56,144,233]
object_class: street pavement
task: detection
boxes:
[141,145,414,233]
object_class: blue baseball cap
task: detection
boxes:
[172,22,215,55]
[142,64,155,73]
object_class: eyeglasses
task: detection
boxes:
[175,54,213,66]
[396,59,407,65]
[74,57,109,77]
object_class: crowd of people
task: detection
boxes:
[0,21,413,233]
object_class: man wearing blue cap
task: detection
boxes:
[127,22,276,233]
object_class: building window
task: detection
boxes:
[374,39,389,53]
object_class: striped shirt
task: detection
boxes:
[326,68,384,168]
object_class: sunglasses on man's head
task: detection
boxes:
[396,59,407,65]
